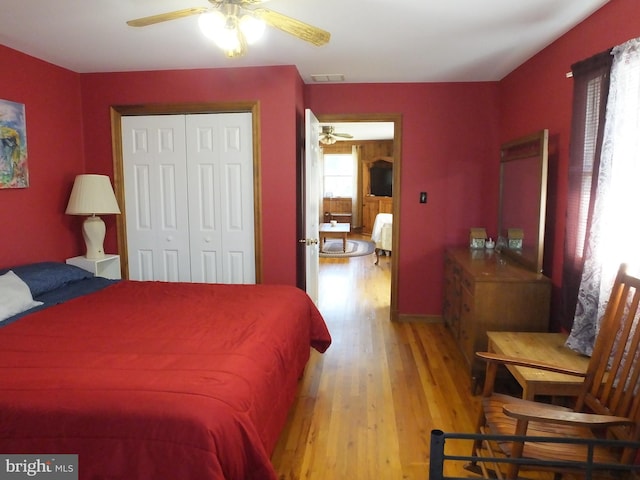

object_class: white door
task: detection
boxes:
[122,115,191,282]
[122,113,255,283]
[185,113,255,284]
[304,109,321,304]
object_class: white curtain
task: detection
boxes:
[319,149,325,225]
[567,37,640,355]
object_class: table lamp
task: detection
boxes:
[66,174,121,259]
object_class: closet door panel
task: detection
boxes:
[186,113,254,284]
[219,114,255,283]
[225,252,245,284]
[225,164,244,230]
[197,164,217,231]
[186,118,224,283]
[122,115,191,282]
[133,249,154,281]
[162,250,181,282]
[201,251,219,283]
[132,165,152,229]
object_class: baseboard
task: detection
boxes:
[396,314,443,324]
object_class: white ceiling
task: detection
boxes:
[0,0,610,83]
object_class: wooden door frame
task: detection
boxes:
[317,113,402,321]
[110,102,262,282]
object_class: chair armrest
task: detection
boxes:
[476,351,586,377]
[503,402,634,428]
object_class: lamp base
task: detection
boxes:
[83,215,106,259]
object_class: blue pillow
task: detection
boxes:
[0,262,93,297]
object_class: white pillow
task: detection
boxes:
[0,270,44,322]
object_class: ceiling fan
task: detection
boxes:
[319,126,354,145]
[126,0,330,58]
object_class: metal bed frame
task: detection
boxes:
[429,429,640,480]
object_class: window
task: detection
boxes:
[560,50,612,331]
[565,38,640,354]
[323,154,353,197]
[574,75,606,258]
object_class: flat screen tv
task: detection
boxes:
[370,162,393,197]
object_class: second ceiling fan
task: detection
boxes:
[127,0,330,58]
[320,126,353,145]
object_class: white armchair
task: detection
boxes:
[371,213,392,265]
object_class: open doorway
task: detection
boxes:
[316,113,402,321]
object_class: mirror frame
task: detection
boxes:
[498,129,549,273]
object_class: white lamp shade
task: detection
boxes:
[65,174,121,215]
[66,174,120,260]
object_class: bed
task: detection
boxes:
[371,213,393,265]
[0,262,331,480]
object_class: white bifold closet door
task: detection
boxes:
[121,113,255,284]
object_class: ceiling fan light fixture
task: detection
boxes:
[198,11,225,40]
[216,27,241,52]
[239,14,265,44]
[320,135,337,145]
[199,11,245,57]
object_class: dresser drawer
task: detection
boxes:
[459,287,476,367]
[460,269,474,294]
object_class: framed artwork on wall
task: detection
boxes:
[0,99,29,189]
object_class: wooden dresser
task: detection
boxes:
[362,195,392,233]
[443,247,551,385]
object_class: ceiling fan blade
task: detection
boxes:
[252,8,330,46]
[333,133,353,138]
[127,7,209,27]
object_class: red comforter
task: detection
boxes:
[0,281,331,480]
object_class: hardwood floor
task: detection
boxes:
[271,246,482,479]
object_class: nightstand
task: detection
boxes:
[66,254,121,280]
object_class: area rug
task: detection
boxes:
[320,239,375,258]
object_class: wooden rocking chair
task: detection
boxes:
[470,263,640,479]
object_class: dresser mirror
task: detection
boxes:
[497,130,549,273]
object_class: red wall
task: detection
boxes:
[79,70,501,316]
[306,83,501,315]
[1,0,637,320]
[0,46,84,268]
[499,0,640,329]
[80,66,304,285]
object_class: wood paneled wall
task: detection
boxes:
[321,139,393,158]
[321,140,394,231]
[322,197,352,215]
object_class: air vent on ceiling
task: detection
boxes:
[311,73,345,82]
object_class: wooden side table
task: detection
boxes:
[319,223,350,252]
[486,331,590,400]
